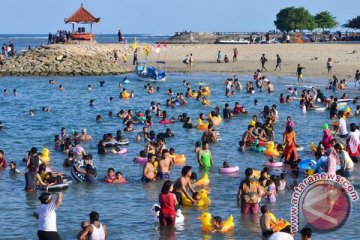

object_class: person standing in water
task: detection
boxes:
[33,192,62,240]
[79,211,107,240]
[197,141,213,168]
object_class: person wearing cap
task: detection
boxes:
[80,128,92,141]
[33,192,62,240]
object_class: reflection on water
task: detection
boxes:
[0,73,359,239]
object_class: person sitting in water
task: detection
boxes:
[9,161,22,175]
[158,128,175,139]
[211,216,223,233]
[80,128,92,141]
[63,150,74,167]
[183,117,193,129]
[201,124,218,143]
[142,153,157,182]
[113,171,127,184]
[104,168,115,183]
[173,166,197,206]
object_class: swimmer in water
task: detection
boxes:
[13,89,17,96]
[96,115,102,122]
[29,110,35,117]
[0,121,3,131]
[254,99,259,105]
[58,85,64,91]
[89,99,94,107]
[42,107,51,112]
[87,84,92,91]
[3,89,8,95]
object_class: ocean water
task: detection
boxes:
[0,73,359,240]
[0,34,169,52]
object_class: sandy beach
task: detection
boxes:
[158,43,360,79]
[1,43,359,79]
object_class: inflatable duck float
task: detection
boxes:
[268,212,290,232]
[264,141,280,157]
[39,148,51,165]
[201,87,211,97]
[197,212,234,233]
[151,204,184,224]
[182,188,211,207]
[194,172,210,187]
[170,154,186,164]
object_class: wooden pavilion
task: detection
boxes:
[64,4,100,41]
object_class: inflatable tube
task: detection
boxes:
[134,115,146,123]
[313,107,326,111]
[266,162,283,167]
[296,146,304,151]
[196,124,208,131]
[134,156,148,165]
[71,162,97,182]
[171,154,186,164]
[114,148,127,154]
[219,166,239,174]
[338,99,353,102]
[159,119,170,124]
[251,146,266,152]
[36,178,72,191]
[298,159,317,170]
[152,204,184,224]
[104,140,129,147]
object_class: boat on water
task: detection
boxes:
[216,38,250,44]
[135,61,167,82]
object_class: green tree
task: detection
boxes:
[315,11,338,31]
[274,7,316,32]
[343,16,360,29]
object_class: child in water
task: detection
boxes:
[9,161,22,175]
[278,173,287,191]
[211,216,223,232]
[192,192,201,201]
[267,176,277,203]
[222,161,230,168]
[77,221,89,239]
[113,171,127,184]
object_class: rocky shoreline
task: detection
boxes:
[0,44,135,76]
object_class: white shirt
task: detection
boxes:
[35,202,57,231]
[90,223,106,240]
[339,150,354,169]
[268,232,294,240]
[338,118,348,135]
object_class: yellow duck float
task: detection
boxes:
[268,212,290,232]
[194,172,210,187]
[39,148,51,165]
[182,188,211,207]
[197,212,234,233]
[201,98,211,106]
[264,141,280,157]
[201,87,211,97]
[310,141,317,153]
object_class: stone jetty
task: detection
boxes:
[0,43,137,76]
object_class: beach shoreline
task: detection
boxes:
[0,43,359,80]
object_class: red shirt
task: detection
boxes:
[0,158,7,168]
[159,193,176,215]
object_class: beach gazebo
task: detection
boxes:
[64,4,100,41]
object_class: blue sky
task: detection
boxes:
[3,0,359,34]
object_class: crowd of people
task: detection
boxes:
[0,54,359,240]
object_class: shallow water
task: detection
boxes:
[0,73,359,240]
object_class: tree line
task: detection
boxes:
[274,6,360,32]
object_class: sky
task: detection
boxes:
[2,0,359,34]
